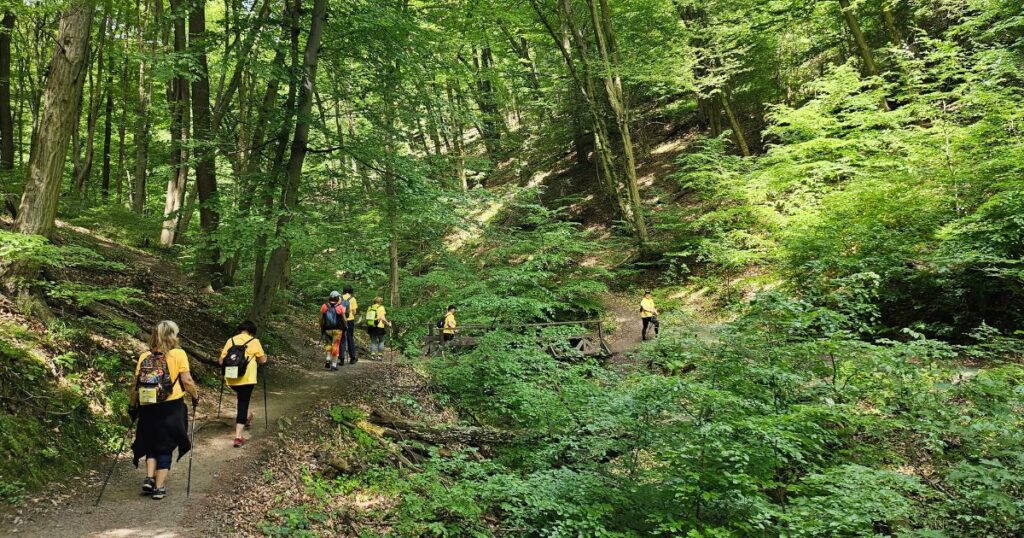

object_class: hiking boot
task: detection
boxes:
[151,487,166,500]
[234,437,245,448]
[142,477,156,495]
[331,365,339,371]
[324,360,331,369]
[349,358,358,365]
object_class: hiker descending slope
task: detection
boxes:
[129,320,199,500]
[442,305,457,343]
[366,296,390,359]
[340,286,359,364]
[640,290,660,341]
[321,291,347,370]
[219,320,267,448]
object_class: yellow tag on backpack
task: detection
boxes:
[224,365,239,379]
[139,386,158,404]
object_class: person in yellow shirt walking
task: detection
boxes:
[443,305,458,344]
[340,286,359,365]
[366,296,391,359]
[130,320,199,500]
[218,320,267,448]
[640,290,660,341]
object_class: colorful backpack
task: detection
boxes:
[366,307,378,327]
[136,351,179,405]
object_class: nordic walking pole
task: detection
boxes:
[94,420,134,506]
[262,363,269,429]
[216,373,224,419]
[186,399,197,498]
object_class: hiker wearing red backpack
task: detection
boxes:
[218,320,267,448]
[320,291,347,370]
[129,320,199,500]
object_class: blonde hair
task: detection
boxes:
[149,320,180,353]
[373,296,383,304]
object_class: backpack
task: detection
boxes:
[323,303,345,330]
[340,296,353,320]
[136,351,179,405]
[365,307,378,327]
[223,337,255,379]
[436,316,446,329]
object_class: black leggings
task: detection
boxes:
[642,316,660,340]
[230,384,254,425]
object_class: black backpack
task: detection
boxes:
[223,337,255,379]
[323,303,345,330]
[436,316,445,329]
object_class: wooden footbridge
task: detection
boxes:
[425,320,611,359]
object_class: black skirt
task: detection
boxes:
[132,398,191,467]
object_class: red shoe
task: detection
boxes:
[246,413,254,428]
[233,437,245,448]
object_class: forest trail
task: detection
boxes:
[3,332,389,537]
[602,293,645,356]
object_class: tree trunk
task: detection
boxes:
[160,0,190,247]
[74,9,109,199]
[471,46,502,163]
[13,0,96,239]
[132,57,149,214]
[588,0,649,244]
[838,0,879,77]
[250,0,326,325]
[0,11,15,216]
[719,91,750,157]
[115,59,128,206]
[189,0,225,289]
[100,75,113,201]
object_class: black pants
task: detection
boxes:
[642,316,660,340]
[342,320,358,363]
[231,384,254,425]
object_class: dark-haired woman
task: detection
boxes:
[218,320,267,448]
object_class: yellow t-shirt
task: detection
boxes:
[135,348,190,402]
[219,333,266,386]
[640,297,657,318]
[443,312,457,334]
[343,294,358,321]
[370,304,386,328]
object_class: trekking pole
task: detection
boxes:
[186,400,196,498]
[262,364,269,429]
[216,374,224,419]
[94,419,134,506]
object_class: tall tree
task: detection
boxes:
[159,0,190,247]
[251,0,327,324]
[0,10,15,216]
[13,0,96,238]
[189,0,225,288]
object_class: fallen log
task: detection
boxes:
[369,410,521,446]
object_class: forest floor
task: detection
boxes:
[1,328,404,537]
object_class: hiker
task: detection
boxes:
[442,305,457,343]
[218,320,267,448]
[129,320,199,500]
[320,291,347,370]
[340,286,359,365]
[366,296,390,359]
[640,290,660,341]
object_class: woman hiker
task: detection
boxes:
[130,320,199,500]
[366,296,391,359]
[218,320,267,448]
[640,290,660,341]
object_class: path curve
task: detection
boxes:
[3,357,382,537]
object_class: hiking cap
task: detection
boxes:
[329,290,341,299]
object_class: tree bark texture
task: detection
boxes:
[160,0,190,247]
[14,0,96,238]
[0,11,16,216]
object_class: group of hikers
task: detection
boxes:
[118,289,654,501]
[320,287,392,369]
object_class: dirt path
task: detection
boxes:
[3,337,385,537]
[602,293,645,356]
